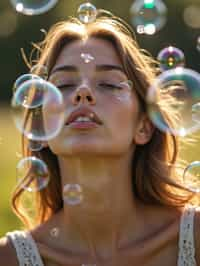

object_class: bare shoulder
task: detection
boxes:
[194,206,200,265]
[0,236,18,266]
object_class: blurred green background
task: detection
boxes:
[0,0,200,236]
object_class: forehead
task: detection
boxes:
[54,37,122,67]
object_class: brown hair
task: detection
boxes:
[12,14,198,228]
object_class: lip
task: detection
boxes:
[66,106,102,126]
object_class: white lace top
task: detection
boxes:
[6,205,198,266]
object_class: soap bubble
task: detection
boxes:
[63,184,83,206]
[28,140,44,151]
[16,156,49,192]
[50,227,60,238]
[183,161,200,193]
[11,79,65,141]
[197,36,200,52]
[157,46,185,72]
[10,0,58,16]
[13,74,42,93]
[130,0,167,35]
[30,64,48,80]
[147,67,200,136]
[80,53,95,64]
[77,2,97,24]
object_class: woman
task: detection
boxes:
[0,11,200,266]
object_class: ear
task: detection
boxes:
[134,114,154,145]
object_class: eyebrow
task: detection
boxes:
[50,64,125,75]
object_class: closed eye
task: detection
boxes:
[57,84,77,90]
[97,83,122,90]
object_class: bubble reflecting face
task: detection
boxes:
[13,74,42,93]
[183,161,200,193]
[11,79,65,141]
[63,184,83,206]
[10,0,58,15]
[157,46,185,72]
[130,0,167,35]
[31,64,48,80]
[16,156,49,192]
[77,2,97,24]
[147,68,200,136]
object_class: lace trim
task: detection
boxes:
[6,230,44,266]
[177,205,197,266]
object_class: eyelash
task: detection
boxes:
[56,82,123,91]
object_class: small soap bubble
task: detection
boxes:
[157,46,185,72]
[16,156,49,192]
[10,0,58,16]
[77,2,97,24]
[81,53,95,64]
[197,36,200,52]
[147,68,200,136]
[183,161,200,193]
[13,74,41,93]
[11,79,65,141]
[130,0,167,35]
[50,227,60,238]
[30,64,48,80]
[63,184,83,206]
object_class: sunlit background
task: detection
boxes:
[0,0,200,236]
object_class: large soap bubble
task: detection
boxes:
[10,0,58,16]
[130,0,167,35]
[16,156,50,192]
[11,78,65,141]
[147,68,200,136]
[183,161,200,193]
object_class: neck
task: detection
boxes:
[57,152,141,259]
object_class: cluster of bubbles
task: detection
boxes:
[12,64,65,192]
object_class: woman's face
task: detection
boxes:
[47,37,142,156]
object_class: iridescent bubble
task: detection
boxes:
[157,46,185,72]
[16,156,49,192]
[10,0,58,16]
[28,140,43,151]
[13,74,41,93]
[30,64,48,80]
[147,68,200,136]
[63,184,83,206]
[183,161,200,193]
[130,0,167,35]
[11,79,65,141]
[77,2,97,24]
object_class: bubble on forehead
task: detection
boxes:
[11,78,65,141]
[183,161,200,193]
[130,0,167,35]
[16,156,50,192]
[10,0,58,15]
[147,67,200,136]
[157,46,185,72]
[77,2,98,24]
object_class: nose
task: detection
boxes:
[72,83,96,105]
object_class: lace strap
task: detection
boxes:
[177,205,197,266]
[6,230,44,266]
